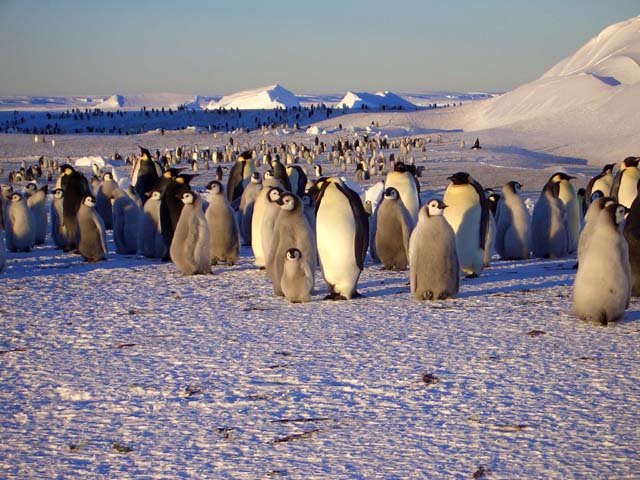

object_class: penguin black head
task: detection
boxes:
[139,146,152,160]
[238,150,253,161]
[102,172,113,181]
[447,172,471,185]
[590,190,605,202]
[250,172,261,183]
[60,164,75,175]
[206,180,224,195]
[384,187,400,200]
[393,162,407,173]
[622,156,640,169]
[267,186,282,203]
[604,202,628,227]
[426,198,447,216]
[176,173,198,185]
[264,170,274,179]
[82,195,96,207]
[577,187,586,198]
[163,167,185,179]
[10,192,23,203]
[487,193,501,216]
[149,190,162,201]
[180,191,196,204]
[278,193,299,212]
[24,182,37,193]
[286,248,302,261]
[53,188,64,199]
[603,163,615,174]
[301,193,314,207]
[505,181,522,193]
[551,172,575,182]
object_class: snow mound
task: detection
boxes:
[95,93,200,110]
[206,84,301,110]
[74,155,109,168]
[337,91,415,109]
[470,16,640,131]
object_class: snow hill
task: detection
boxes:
[337,90,416,109]
[206,84,301,110]
[468,16,640,137]
[95,93,203,110]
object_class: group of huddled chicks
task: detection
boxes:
[1,146,638,325]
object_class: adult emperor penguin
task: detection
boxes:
[170,191,211,275]
[5,192,35,252]
[409,199,459,300]
[549,172,581,253]
[300,193,316,234]
[25,184,47,245]
[281,248,314,303]
[573,202,630,325]
[384,164,420,224]
[315,177,369,299]
[624,183,640,296]
[531,178,568,259]
[443,172,489,277]
[205,181,240,266]
[95,171,118,229]
[271,155,292,193]
[111,187,141,255]
[287,164,308,196]
[138,190,166,259]
[76,195,107,262]
[50,188,67,249]
[132,146,162,203]
[585,163,615,207]
[611,156,640,208]
[0,223,5,274]
[374,187,414,270]
[266,192,317,297]
[238,172,262,245]
[226,150,256,207]
[578,196,615,264]
[495,181,530,260]
[251,186,283,268]
[59,164,90,251]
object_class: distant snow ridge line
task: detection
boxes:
[206,84,301,110]
[95,93,202,111]
[337,91,416,110]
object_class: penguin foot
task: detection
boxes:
[465,273,479,279]
[572,262,579,270]
[351,291,365,299]
[422,291,434,300]
[438,291,450,300]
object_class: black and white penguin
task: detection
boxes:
[281,248,314,303]
[573,202,630,325]
[76,195,107,262]
[585,163,615,207]
[471,138,482,150]
[495,181,530,260]
[5,192,35,252]
[384,165,420,224]
[169,191,211,275]
[610,156,640,208]
[226,150,256,207]
[315,177,369,299]
[238,172,262,245]
[132,147,163,204]
[111,188,141,255]
[50,188,67,249]
[443,172,489,277]
[138,190,165,259]
[266,192,317,297]
[531,177,568,259]
[286,165,308,197]
[260,186,286,270]
[59,164,90,251]
[25,184,47,245]
[549,172,581,253]
[205,181,240,266]
[374,187,414,270]
[409,199,459,300]
[251,185,283,268]
[0,222,5,273]
[95,171,118,229]
[159,173,197,261]
[624,182,640,296]
[270,155,292,193]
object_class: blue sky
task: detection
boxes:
[0,0,637,95]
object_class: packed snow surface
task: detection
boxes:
[206,85,301,110]
[337,90,416,109]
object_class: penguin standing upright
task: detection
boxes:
[585,163,615,207]
[111,188,141,255]
[315,177,369,299]
[271,155,292,192]
[300,193,316,235]
[138,190,166,259]
[611,156,640,208]
[5,193,35,252]
[132,147,162,203]
[443,172,489,277]
[160,173,197,261]
[550,172,581,253]
[50,188,67,249]
[266,192,317,297]
[76,195,107,262]
[531,178,568,259]
[573,202,630,324]
[226,150,256,208]
[578,196,614,264]
[251,185,283,268]
[59,165,90,251]
[0,223,5,273]
[495,181,530,260]
[409,199,459,300]
[287,165,308,197]
[95,171,118,229]
[384,165,420,224]
[170,191,211,275]
[238,172,262,245]
[374,187,414,270]
[25,184,47,245]
[205,181,240,266]
[281,248,314,303]
[260,187,286,269]
[624,182,640,296]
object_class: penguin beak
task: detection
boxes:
[442,203,449,209]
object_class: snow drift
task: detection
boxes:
[337,91,415,109]
[95,93,201,110]
[206,84,301,110]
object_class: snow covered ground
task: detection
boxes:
[1,127,639,478]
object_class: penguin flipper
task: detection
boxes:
[610,171,623,201]
[335,182,369,270]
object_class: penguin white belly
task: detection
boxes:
[317,186,359,297]
[386,174,419,223]
[618,170,640,208]
[558,185,581,252]
[592,176,612,196]
[251,191,268,266]
[444,189,483,275]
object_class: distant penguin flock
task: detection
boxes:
[1,140,639,325]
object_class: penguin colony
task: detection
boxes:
[1,140,639,325]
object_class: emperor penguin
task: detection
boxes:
[132,146,162,203]
[251,185,283,268]
[271,155,292,193]
[266,192,317,297]
[623,183,640,296]
[409,199,459,300]
[549,172,581,253]
[281,248,314,303]
[76,195,107,262]
[205,181,240,266]
[287,165,308,197]
[443,172,489,277]
[610,156,640,208]
[573,202,630,325]
[238,172,262,245]
[25,184,48,245]
[0,225,5,273]
[315,177,369,299]
[374,187,414,270]
[95,171,118,229]
[226,150,256,208]
[111,187,141,255]
[160,173,198,261]
[531,178,569,259]
[59,164,90,251]
[50,188,67,249]
[260,186,286,269]
[170,191,211,275]
[384,164,420,224]
[578,196,615,264]
[495,181,531,260]
[5,192,36,252]
[138,190,166,259]
[300,193,316,235]
[585,163,615,208]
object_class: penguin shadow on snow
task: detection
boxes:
[486,146,588,170]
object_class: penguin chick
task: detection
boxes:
[170,191,211,275]
[281,248,314,303]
